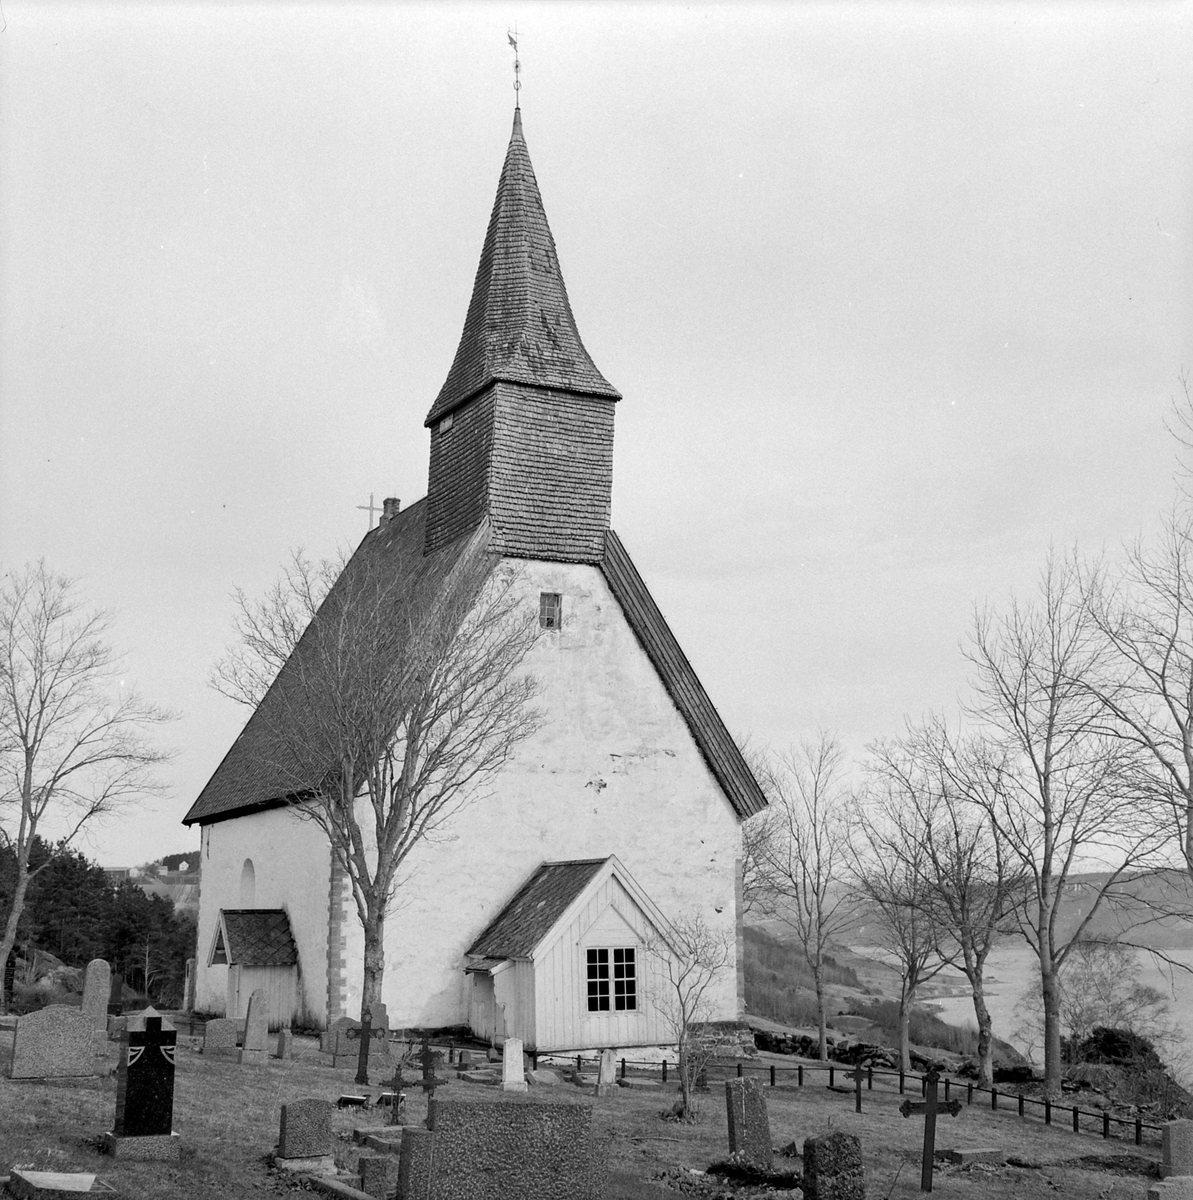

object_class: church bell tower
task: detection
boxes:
[423,109,621,562]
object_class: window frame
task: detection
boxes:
[585,945,637,1014]
[539,591,563,630]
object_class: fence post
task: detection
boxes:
[829,1066,835,1088]
[621,1058,627,1080]
[577,1054,582,1073]
[770,1064,776,1087]
[944,1079,950,1102]
[736,1062,743,1078]
[867,1066,873,1090]
[967,1082,973,1105]
[662,1060,668,1084]
[991,1088,998,1111]
[1102,1111,1109,1140]
[1045,1099,1052,1126]
[798,1065,803,1088]
[1136,1118,1143,1146]
[1018,1094,1024,1118]
[1072,1107,1079,1133]
[899,1070,905,1095]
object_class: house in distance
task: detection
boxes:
[182,105,767,1048]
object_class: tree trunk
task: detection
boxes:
[1040,961,1063,1097]
[678,1036,694,1118]
[970,984,994,1089]
[898,980,912,1073]
[0,862,32,1017]
[361,908,385,1016]
[813,961,828,1060]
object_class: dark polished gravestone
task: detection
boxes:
[103,1007,181,1160]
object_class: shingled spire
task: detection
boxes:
[424,111,621,562]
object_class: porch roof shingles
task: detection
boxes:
[466,858,608,961]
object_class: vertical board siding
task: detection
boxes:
[237,965,299,1029]
[534,875,672,1051]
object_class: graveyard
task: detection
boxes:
[0,1005,1173,1200]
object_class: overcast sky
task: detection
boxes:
[2,2,1191,867]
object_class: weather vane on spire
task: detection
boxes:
[507,27,521,107]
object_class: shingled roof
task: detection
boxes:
[182,501,494,825]
[467,859,608,960]
[599,531,768,819]
[218,909,298,966]
[425,108,620,428]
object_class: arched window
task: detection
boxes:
[239,858,256,908]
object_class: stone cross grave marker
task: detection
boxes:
[278,1098,334,1162]
[899,1068,962,1192]
[10,1003,98,1079]
[239,989,269,1065]
[382,1057,408,1127]
[502,1036,528,1093]
[803,1130,865,1200]
[104,1008,180,1161]
[81,959,111,1056]
[596,1047,617,1097]
[725,1077,772,1169]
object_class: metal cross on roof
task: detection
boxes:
[356,492,379,529]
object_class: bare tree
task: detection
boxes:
[1080,514,1193,879]
[964,554,1165,1095]
[216,539,542,1012]
[866,719,1025,1086]
[0,562,171,1013]
[642,912,732,1121]
[759,733,855,1060]
[210,548,343,707]
[849,783,950,1072]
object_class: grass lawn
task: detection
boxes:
[0,1031,1167,1199]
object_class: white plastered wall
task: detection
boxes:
[194,808,332,1024]
[379,558,743,1040]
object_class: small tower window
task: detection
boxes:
[539,592,562,629]
[437,413,454,434]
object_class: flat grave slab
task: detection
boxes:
[941,1147,1003,1165]
[6,1172,117,1197]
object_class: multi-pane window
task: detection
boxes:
[586,947,637,1012]
[539,592,563,630]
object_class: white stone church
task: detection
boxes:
[183,108,767,1050]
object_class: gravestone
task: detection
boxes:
[359,1152,397,1199]
[348,1002,391,1082]
[275,1028,293,1060]
[239,989,269,1065]
[596,1048,618,1097]
[81,959,112,1057]
[10,1004,98,1079]
[2,954,15,1011]
[398,1095,607,1199]
[202,1017,240,1058]
[107,972,123,1017]
[103,1008,180,1160]
[502,1036,528,1093]
[802,1131,865,1200]
[6,1170,107,1199]
[329,1016,362,1066]
[1164,1120,1193,1178]
[725,1077,772,1169]
[277,1099,334,1161]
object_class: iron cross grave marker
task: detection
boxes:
[899,1069,962,1192]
